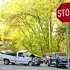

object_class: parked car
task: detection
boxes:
[47,52,69,68]
[0,50,43,66]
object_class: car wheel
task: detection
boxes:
[4,59,10,65]
[28,61,34,66]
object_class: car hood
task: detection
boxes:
[59,57,67,61]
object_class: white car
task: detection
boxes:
[0,50,43,66]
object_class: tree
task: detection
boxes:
[0,0,70,55]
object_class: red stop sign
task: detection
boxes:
[56,2,70,23]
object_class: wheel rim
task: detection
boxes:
[4,60,8,64]
[29,62,33,66]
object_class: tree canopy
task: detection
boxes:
[0,0,70,56]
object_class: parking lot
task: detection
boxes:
[0,61,67,70]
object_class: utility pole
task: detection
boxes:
[49,16,52,55]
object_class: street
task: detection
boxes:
[0,61,67,70]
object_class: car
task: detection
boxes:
[47,52,69,68]
[0,50,43,66]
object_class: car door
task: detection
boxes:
[16,52,31,64]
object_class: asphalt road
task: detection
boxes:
[0,61,67,70]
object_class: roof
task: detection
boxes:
[18,50,28,53]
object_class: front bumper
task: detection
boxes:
[58,62,70,67]
[66,64,70,68]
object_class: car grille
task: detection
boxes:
[61,61,67,63]
[61,60,70,63]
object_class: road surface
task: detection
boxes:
[0,61,67,70]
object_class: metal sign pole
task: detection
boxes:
[66,23,69,70]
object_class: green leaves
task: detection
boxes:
[0,0,70,55]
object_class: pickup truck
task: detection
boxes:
[0,50,43,66]
[47,52,69,68]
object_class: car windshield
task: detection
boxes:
[24,51,31,57]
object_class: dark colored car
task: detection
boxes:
[47,52,68,68]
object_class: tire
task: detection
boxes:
[28,61,34,66]
[4,59,10,65]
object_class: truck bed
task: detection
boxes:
[0,52,16,61]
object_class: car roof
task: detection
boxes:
[18,50,28,53]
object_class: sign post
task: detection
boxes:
[56,2,70,70]
[66,23,69,70]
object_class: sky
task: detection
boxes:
[0,0,3,8]
[0,0,10,10]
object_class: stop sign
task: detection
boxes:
[56,2,70,22]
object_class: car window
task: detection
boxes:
[24,51,31,57]
[18,52,24,57]
[52,53,55,58]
